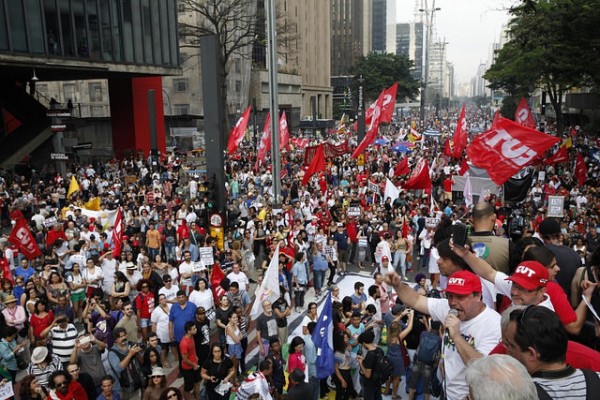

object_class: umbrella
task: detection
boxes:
[392,143,414,153]
[374,137,390,146]
[395,141,415,148]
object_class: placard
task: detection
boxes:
[0,382,14,400]
[43,216,58,227]
[199,247,215,266]
[347,206,361,217]
[425,217,440,228]
[547,196,564,218]
[192,261,206,272]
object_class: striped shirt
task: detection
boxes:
[26,354,63,387]
[50,324,79,363]
[534,368,600,400]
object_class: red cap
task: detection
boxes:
[381,256,389,262]
[446,270,482,295]
[507,261,548,290]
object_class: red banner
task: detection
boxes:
[227,106,251,154]
[302,144,326,186]
[303,141,349,165]
[466,117,559,185]
[255,113,271,169]
[352,91,384,158]
[575,153,587,186]
[544,144,569,165]
[8,218,42,260]
[402,158,432,190]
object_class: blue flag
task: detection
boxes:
[312,289,335,379]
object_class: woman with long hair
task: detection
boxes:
[158,387,183,400]
[188,278,214,317]
[110,271,131,309]
[286,336,306,388]
[18,375,48,400]
[332,330,354,400]
[23,285,38,316]
[0,278,14,304]
[143,367,167,400]
[67,263,86,321]
[394,230,412,280]
[29,300,54,346]
[46,272,69,310]
[225,311,243,380]
[215,295,231,344]
[200,343,235,400]
[386,310,414,399]
[141,347,163,379]
[135,279,155,339]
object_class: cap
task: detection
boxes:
[446,270,482,295]
[150,367,166,377]
[539,218,560,236]
[31,347,49,364]
[337,223,343,227]
[3,294,17,304]
[507,260,548,290]
[381,256,389,262]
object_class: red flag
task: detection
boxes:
[255,113,271,169]
[452,104,467,158]
[394,157,409,176]
[8,218,42,259]
[279,111,289,149]
[112,208,123,257]
[515,98,536,129]
[403,158,432,190]
[466,116,559,185]
[443,138,453,157]
[302,144,326,186]
[9,209,24,221]
[211,263,226,299]
[227,106,251,154]
[352,91,384,158]
[544,144,569,165]
[459,158,470,176]
[380,82,398,123]
[0,254,12,284]
[575,153,587,186]
[492,110,500,127]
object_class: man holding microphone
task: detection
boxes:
[385,269,501,400]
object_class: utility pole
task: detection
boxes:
[266,0,281,205]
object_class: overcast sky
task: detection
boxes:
[396,0,516,84]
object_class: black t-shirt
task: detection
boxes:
[202,357,234,391]
[215,306,232,334]
[287,382,314,399]
[272,297,290,328]
[360,347,380,386]
[256,312,278,341]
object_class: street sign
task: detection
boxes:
[46,109,71,118]
[50,153,68,160]
[51,124,67,132]
[72,143,93,150]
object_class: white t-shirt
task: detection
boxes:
[428,247,440,274]
[427,299,501,400]
[158,285,180,303]
[179,262,194,287]
[189,289,214,310]
[101,258,118,293]
[227,271,250,292]
[150,305,171,343]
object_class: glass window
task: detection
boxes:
[88,82,103,102]
[59,0,75,56]
[7,0,27,52]
[0,2,8,50]
[99,1,112,60]
[167,0,177,66]
[173,79,188,93]
[141,0,152,64]
[90,105,104,117]
[150,0,161,64]
[72,0,87,57]
[86,0,101,59]
[121,0,134,62]
[159,0,170,64]
[44,0,60,55]
[130,0,143,63]
[110,0,122,61]
[173,104,189,115]
[25,0,45,53]
[63,82,76,103]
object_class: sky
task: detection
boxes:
[396,0,516,84]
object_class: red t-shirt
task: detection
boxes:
[135,292,155,319]
[30,311,55,338]
[546,281,577,325]
[180,335,198,370]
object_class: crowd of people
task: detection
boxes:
[0,106,599,400]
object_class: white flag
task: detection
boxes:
[250,244,281,320]
[383,178,400,204]
[463,174,473,207]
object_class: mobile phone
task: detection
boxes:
[452,222,468,247]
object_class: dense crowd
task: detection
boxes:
[0,107,599,400]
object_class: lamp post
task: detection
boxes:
[419,0,440,129]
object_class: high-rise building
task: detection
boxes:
[396,21,424,81]
[372,0,396,54]
[331,0,372,76]
[396,23,411,58]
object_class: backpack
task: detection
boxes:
[109,349,146,390]
[415,331,441,365]
[370,348,394,385]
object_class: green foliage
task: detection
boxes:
[499,96,519,121]
[350,53,420,103]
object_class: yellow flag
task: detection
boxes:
[84,197,100,211]
[564,137,573,148]
[67,176,80,198]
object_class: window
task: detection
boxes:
[63,83,76,103]
[173,79,188,93]
[177,2,186,12]
[173,104,189,115]
[89,82,103,102]
[90,105,105,117]
[235,80,241,92]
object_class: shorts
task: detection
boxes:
[140,318,151,328]
[71,291,86,302]
[228,343,243,358]
[182,368,201,391]
[338,249,349,263]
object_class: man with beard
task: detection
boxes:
[48,370,87,399]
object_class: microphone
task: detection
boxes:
[446,308,459,335]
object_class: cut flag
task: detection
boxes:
[402,158,432,190]
[279,111,289,149]
[379,82,398,123]
[67,176,80,198]
[466,116,559,185]
[394,157,409,176]
[515,97,536,129]
[227,106,251,154]
[352,91,384,158]
[111,208,123,257]
[312,289,335,379]
[255,113,272,169]
[9,218,42,259]
[575,153,587,186]
[211,262,226,300]
[302,144,326,186]
[250,244,281,320]
[544,143,569,165]
[452,104,467,158]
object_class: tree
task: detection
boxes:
[351,53,420,103]
[485,0,600,132]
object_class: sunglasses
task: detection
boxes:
[164,279,172,283]
[167,393,178,399]
[142,285,149,288]
[55,382,67,388]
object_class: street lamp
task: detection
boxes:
[419,0,440,128]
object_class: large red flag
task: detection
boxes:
[466,116,559,185]
[112,208,123,257]
[575,153,587,186]
[227,106,251,154]
[279,111,289,149]
[255,113,271,169]
[379,82,398,123]
[8,218,42,259]
[544,144,569,165]
[403,158,432,190]
[452,104,467,158]
[352,91,384,158]
[211,263,226,299]
[394,157,409,176]
[515,97,536,129]
[443,138,453,157]
[302,144,326,186]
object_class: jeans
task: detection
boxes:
[309,376,320,400]
[394,251,407,276]
[333,369,354,400]
[313,269,326,292]
[164,243,176,262]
